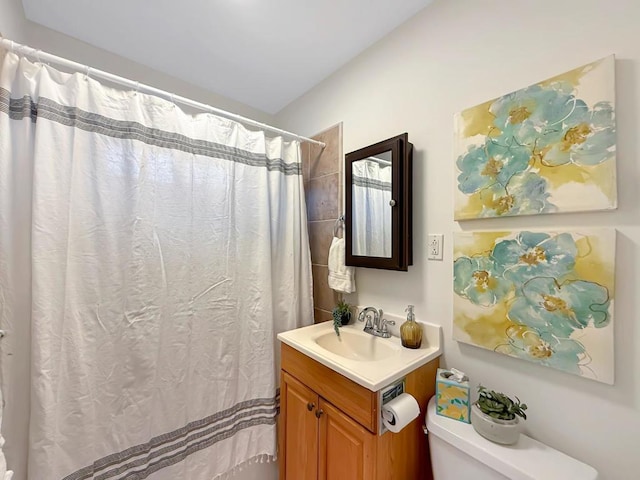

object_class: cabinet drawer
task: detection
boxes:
[281,343,378,432]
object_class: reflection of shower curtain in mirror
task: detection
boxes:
[352,159,392,257]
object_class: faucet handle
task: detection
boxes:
[381,318,396,334]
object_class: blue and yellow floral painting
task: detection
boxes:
[454,56,616,220]
[453,229,615,384]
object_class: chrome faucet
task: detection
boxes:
[358,307,395,338]
[358,307,379,332]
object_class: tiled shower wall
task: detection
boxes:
[302,123,343,323]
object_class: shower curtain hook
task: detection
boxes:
[134,81,140,96]
[84,66,92,81]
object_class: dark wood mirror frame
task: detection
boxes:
[345,133,413,271]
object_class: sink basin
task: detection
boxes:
[277,315,443,391]
[314,329,401,361]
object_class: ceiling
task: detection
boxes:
[21,0,433,114]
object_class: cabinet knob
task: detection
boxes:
[315,409,324,418]
[389,199,396,207]
[307,402,315,411]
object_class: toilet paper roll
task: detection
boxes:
[381,392,420,433]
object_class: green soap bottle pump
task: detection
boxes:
[400,305,422,349]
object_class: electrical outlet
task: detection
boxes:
[427,234,444,260]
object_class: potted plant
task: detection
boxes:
[332,299,352,337]
[471,385,527,445]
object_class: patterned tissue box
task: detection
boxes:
[435,368,471,423]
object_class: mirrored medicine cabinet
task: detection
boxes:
[345,133,413,271]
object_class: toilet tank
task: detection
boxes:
[426,397,598,480]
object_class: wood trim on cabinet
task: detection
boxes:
[281,343,378,432]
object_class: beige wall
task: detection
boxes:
[276,1,640,479]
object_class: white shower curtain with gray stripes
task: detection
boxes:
[352,159,392,257]
[0,49,313,480]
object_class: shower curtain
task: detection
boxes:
[0,49,313,479]
[352,159,392,257]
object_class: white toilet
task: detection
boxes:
[426,397,598,480]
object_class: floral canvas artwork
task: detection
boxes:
[453,229,615,384]
[454,56,616,220]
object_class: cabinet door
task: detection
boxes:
[281,372,319,480]
[318,398,375,480]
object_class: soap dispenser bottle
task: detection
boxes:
[400,305,422,349]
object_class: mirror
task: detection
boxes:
[345,133,413,271]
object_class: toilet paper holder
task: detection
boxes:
[379,378,405,435]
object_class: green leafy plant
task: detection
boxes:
[476,385,527,421]
[332,300,351,337]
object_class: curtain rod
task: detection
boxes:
[368,156,392,166]
[0,37,326,148]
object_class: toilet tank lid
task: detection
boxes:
[426,397,598,480]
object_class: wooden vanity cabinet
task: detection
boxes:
[282,373,319,479]
[279,343,439,480]
[282,372,374,480]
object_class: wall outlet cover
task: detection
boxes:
[427,234,444,260]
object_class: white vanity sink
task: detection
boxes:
[277,317,442,391]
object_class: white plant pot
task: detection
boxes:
[471,403,521,445]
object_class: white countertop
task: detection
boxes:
[277,317,442,392]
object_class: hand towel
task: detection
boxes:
[328,236,356,293]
